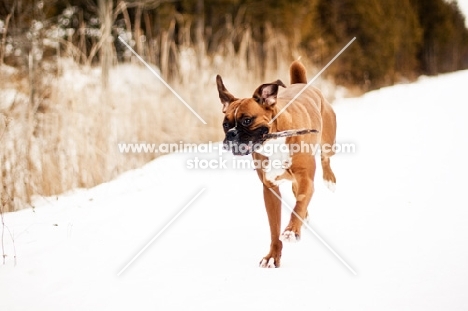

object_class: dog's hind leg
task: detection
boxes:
[321,154,336,192]
[320,98,337,192]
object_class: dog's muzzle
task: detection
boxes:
[223,128,244,155]
[223,127,253,156]
[226,128,239,142]
[223,126,272,156]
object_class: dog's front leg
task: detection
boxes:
[259,185,283,268]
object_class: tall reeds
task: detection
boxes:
[0,4,304,212]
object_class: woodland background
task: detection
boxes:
[1,0,467,212]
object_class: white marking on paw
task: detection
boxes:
[266,258,275,268]
[280,230,299,243]
[259,258,276,268]
[324,180,336,192]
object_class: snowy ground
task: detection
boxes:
[1,70,468,310]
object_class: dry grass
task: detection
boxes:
[0,14,321,212]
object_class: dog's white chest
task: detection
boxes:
[256,137,291,185]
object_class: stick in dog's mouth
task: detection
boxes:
[263,128,319,140]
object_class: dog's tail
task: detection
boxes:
[290,58,307,84]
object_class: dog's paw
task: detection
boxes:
[324,180,336,192]
[280,230,300,243]
[259,257,277,268]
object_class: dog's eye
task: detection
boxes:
[242,118,252,126]
[222,122,230,129]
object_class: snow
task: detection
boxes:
[2,70,468,310]
[456,0,468,27]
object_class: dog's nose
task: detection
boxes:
[226,128,239,141]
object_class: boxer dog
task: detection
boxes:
[216,60,337,268]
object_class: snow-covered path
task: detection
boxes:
[1,71,468,310]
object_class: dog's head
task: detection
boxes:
[216,75,286,155]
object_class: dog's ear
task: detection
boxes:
[252,80,286,107]
[216,75,237,113]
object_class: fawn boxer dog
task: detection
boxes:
[216,60,337,268]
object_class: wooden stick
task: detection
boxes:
[263,128,319,140]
